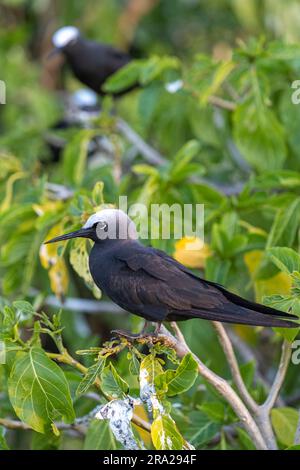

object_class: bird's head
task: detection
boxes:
[44,209,138,245]
[49,26,80,58]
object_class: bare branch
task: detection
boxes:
[29,289,126,315]
[116,118,167,166]
[0,417,86,435]
[262,340,291,411]
[159,323,268,450]
[212,322,258,413]
[208,95,237,111]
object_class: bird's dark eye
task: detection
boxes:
[94,221,108,231]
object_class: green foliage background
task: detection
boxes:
[1,0,300,451]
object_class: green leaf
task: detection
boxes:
[0,426,9,450]
[268,247,300,275]
[156,353,198,397]
[12,300,35,322]
[271,407,299,447]
[8,347,75,434]
[84,419,117,450]
[267,198,300,248]
[76,357,106,396]
[151,414,183,450]
[101,362,129,399]
[103,61,142,93]
[199,402,226,423]
[206,256,231,284]
[233,101,286,172]
[184,411,219,448]
[31,431,60,450]
[63,130,97,186]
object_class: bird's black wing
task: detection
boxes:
[114,244,297,328]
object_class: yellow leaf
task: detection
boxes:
[40,222,69,299]
[132,404,151,447]
[40,223,66,268]
[174,237,211,269]
[244,250,292,302]
[33,201,63,217]
[49,259,69,300]
[69,238,101,298]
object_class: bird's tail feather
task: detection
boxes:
[183,306,297,328]
[174,290,298,328]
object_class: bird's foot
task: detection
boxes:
[111,323,162,342]
[110,329,148,341]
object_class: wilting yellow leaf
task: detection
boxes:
[69,238,101,298]
[0,153,22,180]
[132,404,152,446]
[40,222,69,299]
[0,172,27,212]
[49,260,69,300]
[244,250,292,302]
[33,201,63,217]
[174,237,211,269]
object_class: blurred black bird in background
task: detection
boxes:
[45,209,298,337]
[44,88,101,162]
[50,26,133,95]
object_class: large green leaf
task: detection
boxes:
[8,347,75,434]
[84,419,117,450]
[151,414,183,450]
[233,101,286,172]
[271,407,299,447]
[156,353,198,397]
[184,411,220,448]
[268,247,300,275]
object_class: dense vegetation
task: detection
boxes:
[1,0,300,451]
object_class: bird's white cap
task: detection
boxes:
[83,209,138,240]
[72,89,98,108]
[52,26,80,49]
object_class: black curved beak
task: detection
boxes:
[44,227,92,244]
[47,47,61,60]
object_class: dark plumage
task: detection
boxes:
[51,27,133,95]
[45,209,298,334]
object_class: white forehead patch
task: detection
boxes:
[72,89,98,108]
[52,26,79,48]
[83,209,138,240]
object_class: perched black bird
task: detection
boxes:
[45,88,101,162]
[45,209,298,337]
[51,26,133,95]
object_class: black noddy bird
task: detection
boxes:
[45,209,298,337]
[50,26,133,96]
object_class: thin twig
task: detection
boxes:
[208,95,237,111]
[116,118,167,166]
[29,289,126,315]
[226,328,285,405]
[262,340,291,411]
[212,322,257,413]
[0,417,85,435]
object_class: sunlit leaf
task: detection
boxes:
[8,348,75,434]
